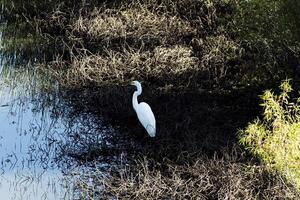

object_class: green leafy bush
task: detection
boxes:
[239,80,300,190]
[231,0,300,85]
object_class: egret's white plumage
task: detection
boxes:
[131,81,156,137]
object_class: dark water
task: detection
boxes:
[0,66,129,199]
[0,11,134,196]
[0,83,65,199]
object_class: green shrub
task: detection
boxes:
[231,0,300,85]
[239,80,300,190]
[279,0,300,43]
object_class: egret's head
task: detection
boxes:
[130,80,141,87]
[130,80,142,93]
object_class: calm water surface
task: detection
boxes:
[0,69,126,199]
[0,83,67,199]
[0,6,134,196]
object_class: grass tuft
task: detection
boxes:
[74,7,196,44]
[51,45,199,86]
[72,146,299,199]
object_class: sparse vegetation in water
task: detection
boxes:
[239,80,300,190]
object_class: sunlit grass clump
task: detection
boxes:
[239,80,300,190]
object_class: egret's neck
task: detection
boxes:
[132,84,142,111]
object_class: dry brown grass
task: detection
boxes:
[54,35,240,87]
[200,35,242,83]
[49,45,199,86]
[6,0,247,88]
[11,0,241,90]
[72,146,300,200]
[52,0,240,87]
[74,7,196,44]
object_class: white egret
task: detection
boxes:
[131,81,156,137]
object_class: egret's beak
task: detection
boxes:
[130,81,135,85]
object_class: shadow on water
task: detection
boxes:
[0,4,140,198]
[0,65,139,199]
[61,84,261,161]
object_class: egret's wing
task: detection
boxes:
[138,102,156,127]
[136,102,156,137]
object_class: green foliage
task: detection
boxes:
[232,0,300,84]
[279,0,300,43]
[239,80,300,190]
